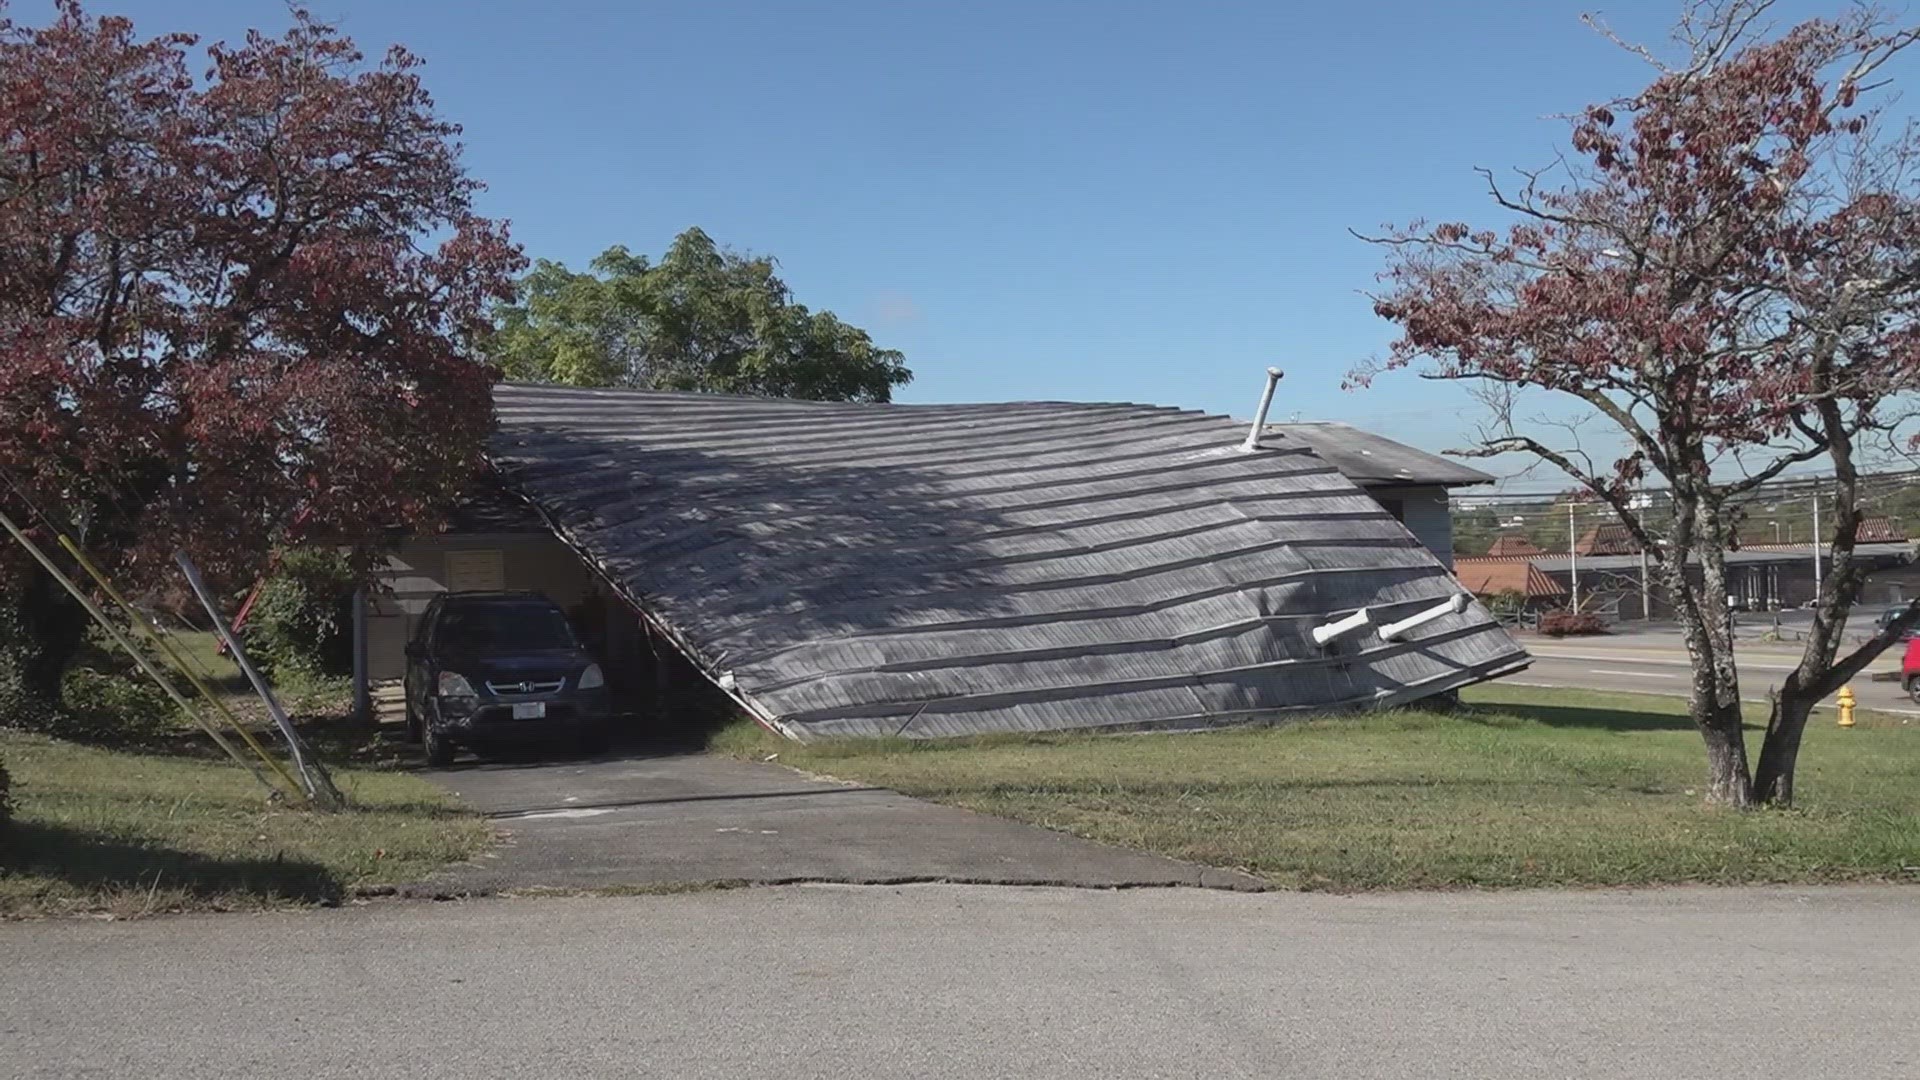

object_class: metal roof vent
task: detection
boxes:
[1237,367,1285,453]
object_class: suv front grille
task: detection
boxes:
[485,678,566,696]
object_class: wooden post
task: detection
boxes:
[351,586,371,724]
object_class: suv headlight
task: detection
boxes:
[438,671,478,700]
[577,663,605,690]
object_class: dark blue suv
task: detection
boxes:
[403,592,611,766]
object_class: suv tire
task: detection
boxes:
[423,726,455,768]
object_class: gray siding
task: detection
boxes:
[1369,485,1456,568]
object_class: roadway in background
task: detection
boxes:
[1506,624,1918,718]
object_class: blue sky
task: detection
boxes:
[82,1,1864,488]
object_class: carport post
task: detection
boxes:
[352,586,370,723]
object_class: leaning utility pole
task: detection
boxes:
[176,551,345,810]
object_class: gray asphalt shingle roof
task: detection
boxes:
[1262,422,1495,488]
[490,383,1529,739]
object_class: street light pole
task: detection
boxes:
[1812,488,1823,602]
[1569,501,1579,614]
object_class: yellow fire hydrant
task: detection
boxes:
[1838,686,1857,728]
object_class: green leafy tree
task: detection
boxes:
[486,228,911,402]
[1450,505,1501,557]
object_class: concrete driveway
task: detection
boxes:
[418,749,1265,893]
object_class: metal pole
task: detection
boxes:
[1237,368,1283,453]
[1569,502,1579,613]
[1812,488,1823,602]
[0,509,277,792]
[175,551,344,810]
[1640,543,1652,621]
[55,535,301,797]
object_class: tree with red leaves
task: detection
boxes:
[0,2,523,722]
[1359,1,1920,807]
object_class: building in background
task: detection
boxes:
[1456,516,1917,621]
[1574,523,1642,557]
[1485,534,1544,558]
[1454,559,1568,614]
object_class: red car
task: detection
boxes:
[1904,638,1920,704]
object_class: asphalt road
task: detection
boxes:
[1511,633,1920,718]
[6,884,1918,1079]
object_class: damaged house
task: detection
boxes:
[356,383,1527,739]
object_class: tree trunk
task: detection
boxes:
[0,561,89,725]
[1680,499,1757,806]
[1753,691,1813,806]
[1697,698,1755,806]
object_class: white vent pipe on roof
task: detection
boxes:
[1311,607,1372,646]
[1378,594,1471,642]
[1238,367,1284,453]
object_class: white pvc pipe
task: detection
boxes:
[1238,367,1284,453]
[1311,607,1372,646]
[1378,593,1471,642]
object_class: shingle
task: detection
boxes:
[1261,422,1494,487]
[491,383,1530,739]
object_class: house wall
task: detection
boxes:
[364,532,598,681]
[1368,484,1457,568]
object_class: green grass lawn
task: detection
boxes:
[0,730,492,918]
[715,684,1920,891]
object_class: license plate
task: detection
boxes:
[511,702,546,720]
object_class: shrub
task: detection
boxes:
[1538,609,1607,637]
[49,666,181,745]
[0,579,84,732]
[247,548,356,678]
[0,640,35,731]
[1486,589,1528,616]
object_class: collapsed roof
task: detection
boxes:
[1260,422,1495,488]
[490,383,1530,740]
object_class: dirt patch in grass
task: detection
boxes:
[0,730,492,918]
[714,684,1920,891]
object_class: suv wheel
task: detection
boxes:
[423,726,455,768]
[1908,678,1920,706]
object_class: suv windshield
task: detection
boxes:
[436,601,578,651]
